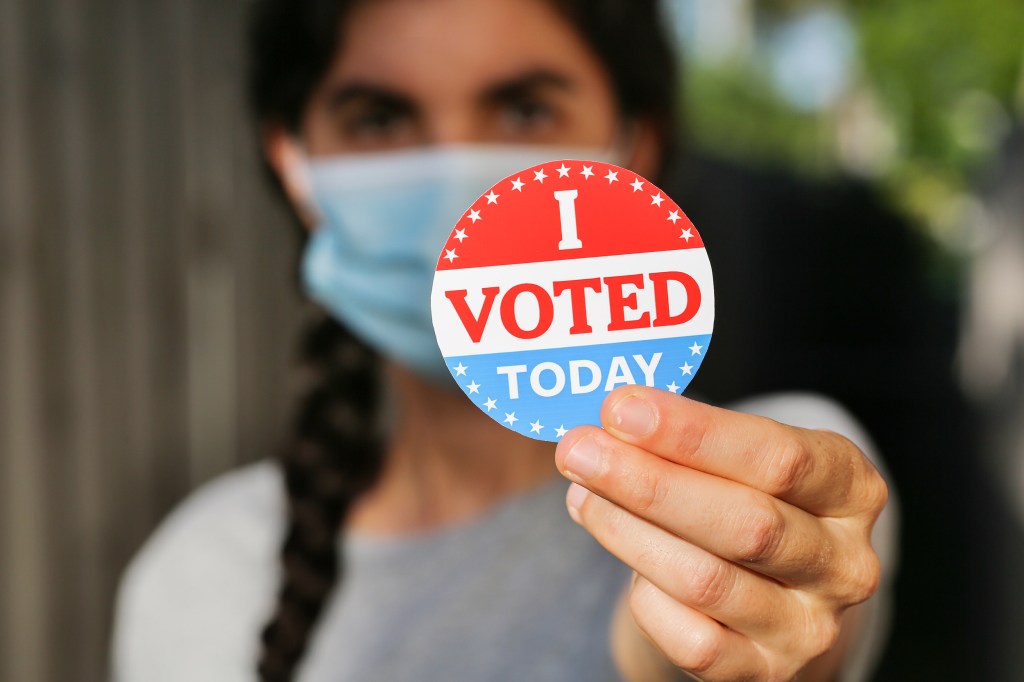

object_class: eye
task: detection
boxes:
[342,104,415,146]
[499,97,558,136]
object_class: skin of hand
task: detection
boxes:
[554,386,888,682]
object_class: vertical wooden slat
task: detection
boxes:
[32,0,80,673]
[182,0,241,484]
[53,0,118,667]
[0,0,52,678]
[113,0,156,544]
[0,196,51,682]
[0,0,301,680]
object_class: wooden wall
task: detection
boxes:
[0,0,303,679]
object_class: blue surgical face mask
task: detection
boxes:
[297,144,618,384]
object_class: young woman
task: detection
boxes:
[113,1,896,680]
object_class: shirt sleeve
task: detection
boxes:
[110,462,284,682]
[727,392,900,682]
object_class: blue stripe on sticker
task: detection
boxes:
[444,334,713,442]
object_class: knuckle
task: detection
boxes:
[670,629,723,675]
[636,538,671,573]
[804,611,843,659]
[835,435,889,518]
[734,499,786,564]
[666,410,711,464]
[843,550,883,604]
[763,433,811,498]
[626,576,723,676]
[863,469,890,518]
[684,557,733,609]
[626,466,664,514]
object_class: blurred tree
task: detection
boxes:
[854,0,1024,241]
[679,0,1024,246]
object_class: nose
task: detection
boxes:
[426,109,488,147]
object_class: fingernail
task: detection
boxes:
[611,395,656,436]
[566,482,589,515]
[563,437,603,480]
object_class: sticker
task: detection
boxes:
[430,160,714,442]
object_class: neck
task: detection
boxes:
[346,363,558,536]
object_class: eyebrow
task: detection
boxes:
[480,69,574,105]
[323,68,574,112]
[325,83,416,112]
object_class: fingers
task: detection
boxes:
[598,386,888,519]
[626,574,770,681]
[566,483,804,641]
[570,389,887,679]
[573,487,852,681]
[557,427,842,586]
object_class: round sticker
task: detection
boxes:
[430,160,714,442]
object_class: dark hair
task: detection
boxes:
[248,1,679,680]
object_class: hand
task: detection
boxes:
[554,387,888,682]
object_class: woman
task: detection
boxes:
[113,1,895,680]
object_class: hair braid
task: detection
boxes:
[258,314,384,682]
[248,1,679,678]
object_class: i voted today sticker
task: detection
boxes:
[430,160,715,442]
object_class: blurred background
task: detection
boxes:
[1,0,1022,680]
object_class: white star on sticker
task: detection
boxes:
[555,425,568,438]
[556,164,571,178]
[485,191,500,204]
[667,381,681,393]
[504,412,518,426]
[580,165,594,179]
[453,229,468,243]
[651,193,665,207]
[511,178,525,191]
[530,420,544,434]
[680,228,694,242]
[680,363,694,376]
[453,362,468,376]
[668,210,681,224]
[467,209,481,223]
[533,169,548,183]
[444,249,458,263]
[631,178,645,192]
[467,381,481,394]
[689,342,703,356]
[484,398,497,412]
[605,169,619,183]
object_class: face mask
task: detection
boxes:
[297,144,620,384]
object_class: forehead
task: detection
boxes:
[323,0,612,100]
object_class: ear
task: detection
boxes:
[623,119,663,180]
[262,123,318,230]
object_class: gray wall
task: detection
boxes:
[0,0,303,679]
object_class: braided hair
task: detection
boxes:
[248,1,679,679]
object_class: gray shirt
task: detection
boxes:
[112,393,897,682]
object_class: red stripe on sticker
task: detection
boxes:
[436,161,703,272]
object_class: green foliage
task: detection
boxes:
[855,0,1023,165]
[683,0,1024,244]
[853,0,1023,239]
[685,63,838,175]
